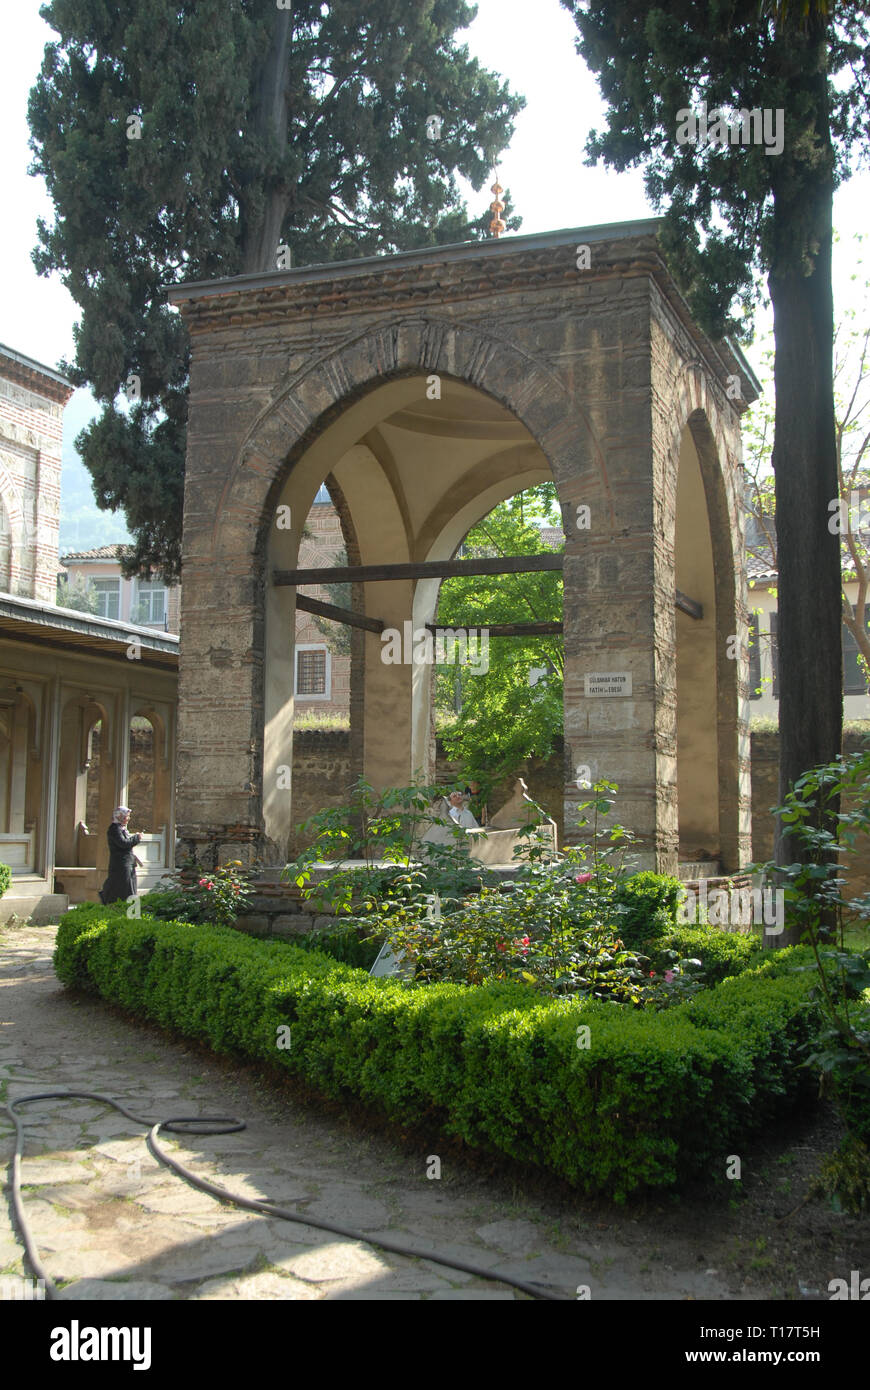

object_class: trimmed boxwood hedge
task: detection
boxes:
[54,903,821,1200]
[292,920,384,971]
[650,926,763,983]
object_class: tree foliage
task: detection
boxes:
[29,0,525,578]
[563,0,867,338]
[435,484,563,789]
[56,572,100,614]
[744,236,870,686]
[561,0,870,916]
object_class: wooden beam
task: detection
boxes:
[675,589,703,620]
[425,620,563,638]
[274,554,564,586]
[294,592,385,633]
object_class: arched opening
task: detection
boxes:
[84,719,105,842]
[0,495,12,594]
[427,483,564,841]
[264,374,559,860]
[128,706,171,883]
[675,425,720,864]
[128,715,156,830]
[0,687,39,873]
[55,696,113,870]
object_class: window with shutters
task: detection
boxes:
[843,605,870,695]
[767,606,870,699]
[92,578,120,621]
[295,645,330,698]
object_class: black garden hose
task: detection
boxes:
[1,1090,568,1301]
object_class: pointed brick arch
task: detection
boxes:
[208,317,616,562]
[658,365,751,872]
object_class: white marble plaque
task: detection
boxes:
[584,672,632,697]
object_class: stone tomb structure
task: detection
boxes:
[170,221,758,876]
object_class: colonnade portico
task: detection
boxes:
[0,597,178,920]
[171,222,758,875]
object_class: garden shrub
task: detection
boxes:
[293,920,384,971]
[54,903,822,1200]
[0,862,11,900]
[650,926,763,983]
[611,871,683,950]
[752,745,870,1197]
[141,862,253,929]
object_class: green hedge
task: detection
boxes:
[54,903,821,1200]
[0,862,11,900]
[292,920,384,971]
[612,872,683,949]
[650,927,763,983]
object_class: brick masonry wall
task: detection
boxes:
[0,370,68,603]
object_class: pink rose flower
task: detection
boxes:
[664,970,675,983]
[575,872,593,885]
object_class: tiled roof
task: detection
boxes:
[747,539,870,587]
[59,544,130,562]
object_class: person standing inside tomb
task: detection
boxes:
[99,806,143,905]
[448,790,479,829]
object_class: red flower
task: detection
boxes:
[496,942,506,953]
[521,936,530,945]
[575,872,593,885]
[649,972,655,978]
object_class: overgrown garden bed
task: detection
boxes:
[54,902,820,1200]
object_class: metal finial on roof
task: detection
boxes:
[489,168,505,239]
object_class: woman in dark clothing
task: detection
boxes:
[99,806,143,905]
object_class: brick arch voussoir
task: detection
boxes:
[666,367,743,604]
[210,317,617,558]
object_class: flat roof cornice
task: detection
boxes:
[166,219,665,304]
[166,217,758,407]
[0,593,178,668]
[0,343,74,403]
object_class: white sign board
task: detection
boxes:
[369,941,413,979]
[584,672,632,697]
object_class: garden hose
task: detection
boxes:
[2,1090,568,1301]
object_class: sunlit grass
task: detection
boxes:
[293,710,350,731]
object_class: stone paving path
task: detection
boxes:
[0,924,751,1302]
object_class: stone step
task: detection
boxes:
[1,891,69,924]
[678,860,721,881]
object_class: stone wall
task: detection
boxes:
[290,725,870,893]
[751,727,870,899]
[288,728,566,855]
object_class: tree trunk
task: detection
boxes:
[239,8,292,274]
[768,12,840,948]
